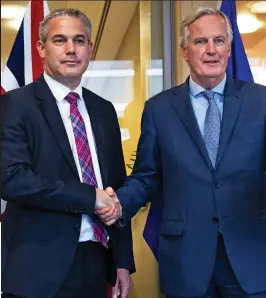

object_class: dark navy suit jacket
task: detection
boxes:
[117,77,266,297]
[0,75,135,298]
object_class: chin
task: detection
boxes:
[204,71,223,79]
[61,71,83,79]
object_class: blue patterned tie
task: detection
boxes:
[203,90,221,168]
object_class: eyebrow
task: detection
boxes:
[193,35,226,41]
[214,35,226,39]
[52,34,87,40]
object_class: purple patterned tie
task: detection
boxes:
[65,92,108,248]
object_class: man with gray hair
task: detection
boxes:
[1,8,135,298]
[96,7,266,298]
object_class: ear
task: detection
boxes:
[228,42,231,57]
[181,45,189,62]
[36,41,45,59]
[88,41,94,59]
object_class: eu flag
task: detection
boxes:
[220,0,254,82]
[143,0,254,260]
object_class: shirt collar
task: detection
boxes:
[189,74,227,97]
[43,72,83,103]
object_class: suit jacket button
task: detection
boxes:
[212,217,219,223]
[74,224,80,229]
[215,183,220,189]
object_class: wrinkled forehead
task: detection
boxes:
[188,14,228,40]
[47,16,89,38]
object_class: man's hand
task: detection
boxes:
[112,268,131,298]
[95,187,122,225]
[95,188,116,209]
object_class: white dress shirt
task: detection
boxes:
[44,72,104,242]
[189,75,226,137]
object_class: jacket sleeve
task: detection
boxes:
[117,101,161,222]
[107,102,135,274]
[0,92,96,216]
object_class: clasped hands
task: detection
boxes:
[94,187,122,225]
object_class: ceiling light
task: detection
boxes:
[250,1,266,14]
[1,5,25,20]
[237,14,262,34]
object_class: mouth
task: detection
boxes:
[203,60,220,65]
[62,60,80,65]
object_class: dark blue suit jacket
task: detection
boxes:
[0,75,135,298]
[117,77,266,297]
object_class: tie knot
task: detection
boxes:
[65,92,79,106]
[202,90,215,102]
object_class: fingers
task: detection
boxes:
[98,207,120,226]
[120,280,129,298]
[96,207,116,220]
[105,186,116,197]
[94,207,110,215]
[94,187,122,225]
[95,188,115,209]
[103,218,118,226]
[94,207,113,216]
[116,269,131,298]
[112,280,120,298]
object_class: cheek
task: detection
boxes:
[220,48,230,60]
[81,51,90,62]
[191,55,204,69]
[190,50,204,63]
[48,57,60,69]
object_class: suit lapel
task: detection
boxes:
[82,89,109,187]
[171,80,213,171]
[34,76,79,177]
[216,77,243,169]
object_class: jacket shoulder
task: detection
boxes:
[240,81,266,96]
[0,82,36,108]
[235,79,266,106]
[148,83,184,103]
[1,81,35,97]
[145,82,186,109]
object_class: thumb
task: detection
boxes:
[112,282,119,298]
[105,187,115,197]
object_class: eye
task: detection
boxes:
[75,38,85,44]
[195,39,206,46]
[215,39,225,45]
[54,38,65,44]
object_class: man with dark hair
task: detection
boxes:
[1,8,134,298]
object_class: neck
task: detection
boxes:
[191,74,225,90]
[45,71,81,91]
[59,79,80,91]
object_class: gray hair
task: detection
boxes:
[39,8,92,43]
[180,7,233,48]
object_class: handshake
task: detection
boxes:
[94,187,122,226]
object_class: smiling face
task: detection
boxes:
[182,14,231,89]
[37,16,93,90]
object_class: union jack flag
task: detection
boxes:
[1,0,49,95]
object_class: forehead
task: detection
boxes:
[188,14,227,38]
[47,16,86,36]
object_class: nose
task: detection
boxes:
[65,40,76,55]
[206,40,216,55]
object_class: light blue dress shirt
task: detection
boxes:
[189,75,226,137]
